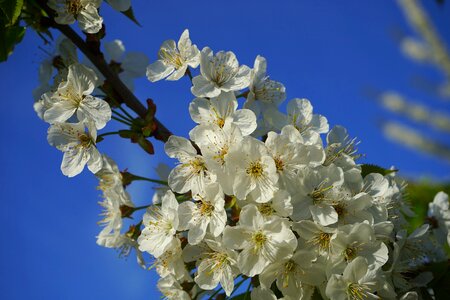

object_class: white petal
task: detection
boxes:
[61,149,88,177]
[146,60,174,82]
[78,95,112,129]
[107,0,131,11]
[191,75,220,97]
[104,39,125,62]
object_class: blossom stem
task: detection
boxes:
[228,277,249,298]
[97,131,121,138]
[207,286,223,300]
[117,105,135,121]
[130,175,168,186]
[236,90,249,99]
[38,2,172,142]
[133,205,150,211]
[243,279,252,300]
[112,110,134,123]
[111,116,133,126]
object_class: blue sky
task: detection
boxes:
[1,0,449,299]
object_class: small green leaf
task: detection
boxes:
[0,0,24,26]
[0,24,25,62]
[120,6,141,26]
[360,164,397,177]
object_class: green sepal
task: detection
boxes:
[120,6,141,26]
[360,164,398,178]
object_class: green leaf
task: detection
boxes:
[120,6,141,26]
[0,0,24,26]
[0,24,25,62]
[360,164,397,177]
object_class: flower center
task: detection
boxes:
[159,48,184,68]
[347,283,371,300]
[215,117,225,128]
[344,246,358,262]
[211,56,238,86]
[308,181,334,204]
[274,157,284,172]
[189,157,206,175]
[252,231,267,251]
[197,200,214,217]
[246,160,264,178]
[206,252,229,274]
[258,203,275,216]
[214,145,229,165]
[66,0,82,15]
[333,202,346,217]
[310,232,332,251]
[78,133,92,148]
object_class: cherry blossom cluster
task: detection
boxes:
[33,32,150,261]
[139,30,450,300]
[32,25,450,300]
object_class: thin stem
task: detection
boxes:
[132,175,168,186]
[111,116,132,126]
[243,279,252,300]
[229,277,249,298]
[38,1,172,141]
[133,205,150,211]
[98,131,121,138]
[207,286,224,300]
[112,110,134,123]
[236,90,249,99]
[118,105,135,121]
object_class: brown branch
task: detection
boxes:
[38,2,172,142]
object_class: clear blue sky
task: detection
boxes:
[1,0,449,299]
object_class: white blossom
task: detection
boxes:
[287,98,329,144]
[183,236,239,296]
[138,190,179,258]
[178,183,227,245]
[326,257,379,300]
[329,223,389,273]
[44,63,111,129]
[189,91,257,136]
[226,136,278,202]
[147,29,200,82]
[47,121,102,177]
[246,55,286,109]
[155,239,191,281]
[157,275,192,300]
[165,135,216,195]
[259,245,319,299]
[265,125,325,192]
[427,191,450,246]
[48,0,103,34]
[191,47,251,97]
[291,165,344,224]
[222,205,297,276]
[189,123,243,195]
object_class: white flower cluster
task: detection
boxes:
[48,0,132,34]
[34,36,148,175]
[32,27,449,299]
[137,30,450,300]
[33,34,149,261]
